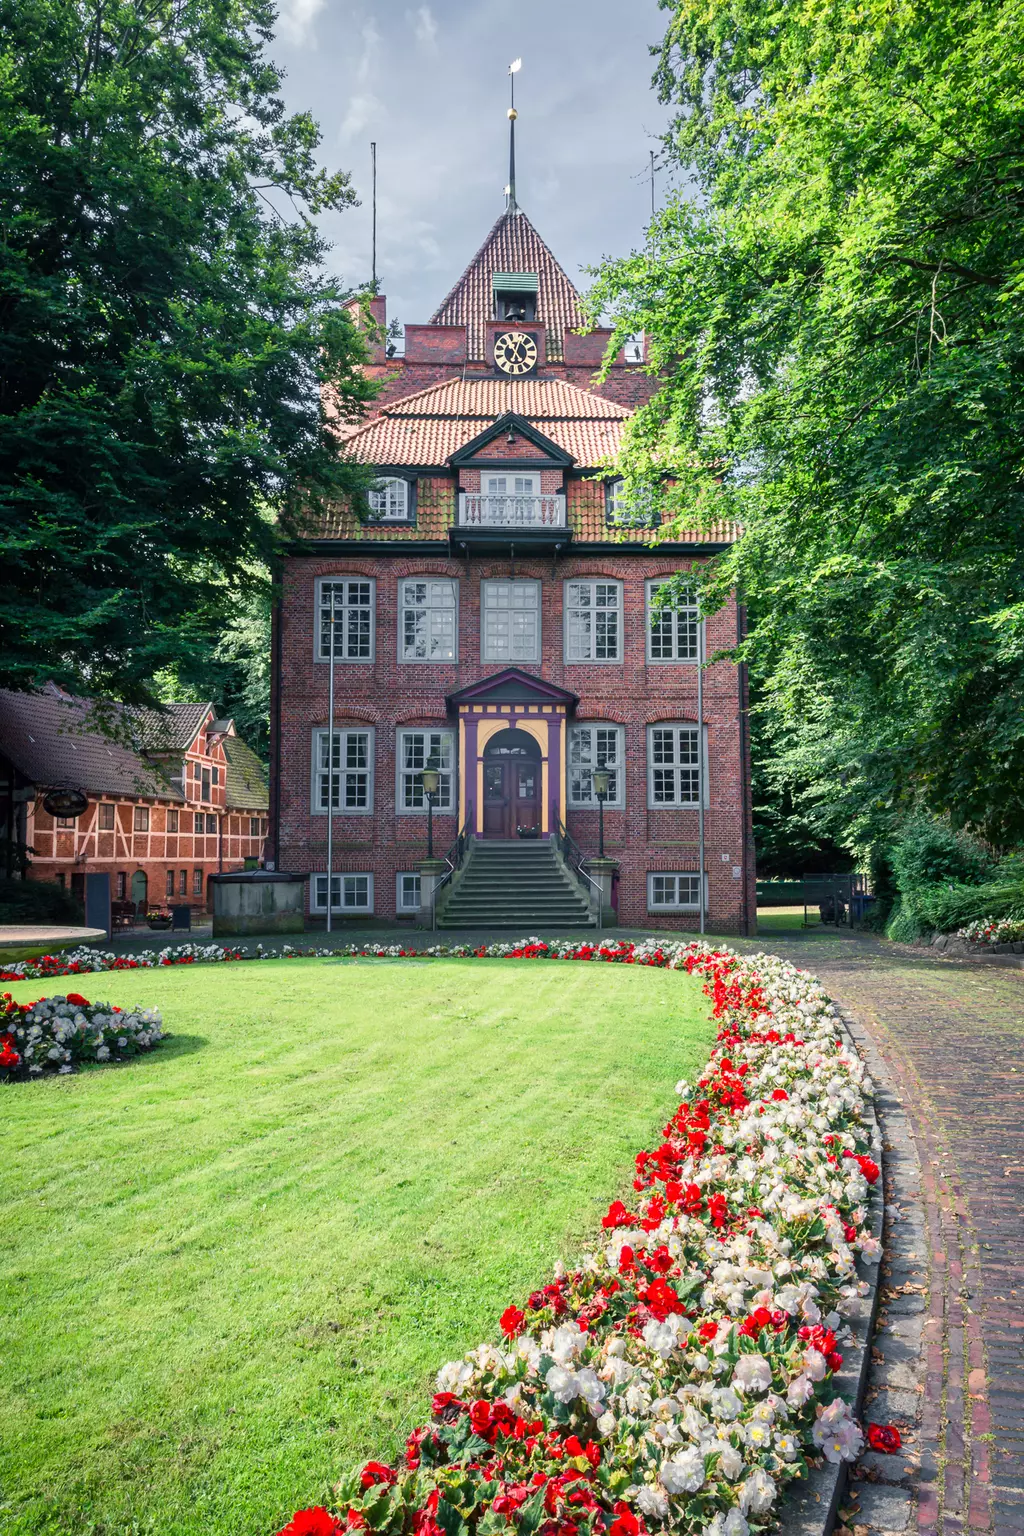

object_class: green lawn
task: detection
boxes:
[1,957,714,1536]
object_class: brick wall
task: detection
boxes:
[274,550,753,933]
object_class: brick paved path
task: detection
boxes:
[743,930,1024,1536]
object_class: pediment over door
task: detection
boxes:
[446,668,578,712]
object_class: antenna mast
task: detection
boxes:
[370,141,377,290]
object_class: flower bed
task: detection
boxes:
[955,915,1024,947]
[267,942,879,1536]
[0,991,164,1079]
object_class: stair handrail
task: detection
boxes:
[432,821,470,930]
[555,819,604,931]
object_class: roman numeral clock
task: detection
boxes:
[492,330,538,376]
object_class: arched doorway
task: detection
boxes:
[131,869,148,915]
[482,728,541,839]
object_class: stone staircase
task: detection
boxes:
[437,839,596,929]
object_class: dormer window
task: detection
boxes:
[368,476,410,521]
[493,272,538,323]
[606,477,660,528]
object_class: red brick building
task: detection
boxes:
[271,202,754,932]
[0,688,268,913]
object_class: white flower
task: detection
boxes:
[436,1360,474,1393]
[660,1447,706,1494]
[575,1367,605,1407]
[643,1317,682,1360]
[710,1386,742,1421]
[636,1486,669,1520]
[812,1397,864,1462]
[723,1513,750,1536]
[717,1442,744,1480]
[596,1409,617,1438]
[786,1372,814,1408]
[549,1324,586,1364]
[739,1468,777,1515]
[732,1354,772,1394]
[803,1347,827,1382]
[546,1365,579,1404]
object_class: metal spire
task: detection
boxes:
[506,58,521,212]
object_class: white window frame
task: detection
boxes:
[396,871,422,913]
[368,476,410,521]
[311,727,375,816]
[396,728,456,813]
[564,578,623,664]
[399,577,458,663]
[315,576,376,663]
[484,474,539,496]
[311,873,374,914]
[646,579,700,663]
[606,478,659,528]
[567,724,625,808]
[646,723,709,808]
[481,578,541,663]
[646,872,708,911]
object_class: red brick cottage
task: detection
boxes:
[270,205,754,932]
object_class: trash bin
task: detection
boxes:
[170,904,192,931]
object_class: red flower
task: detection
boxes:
[276,1509,343,1536]
[359,1461,397,1490]
[608,1503,644,1536]
[771,1088,788,1101]
[866,1423,902,1454]
[0,1034,20,1068]
[469,1399,493,1436]
[65,992,90,1006]
[500,1305,526,1337]
[601,1200,636,1229]
[856,1155,880,1184]
[698,1321,719,1343]
[638,1278,685,1321]
[432,1392,467,1422]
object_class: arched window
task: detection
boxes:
[368,477,409,521]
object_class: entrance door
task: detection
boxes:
[131,869,148,914]
[481,729,542,838]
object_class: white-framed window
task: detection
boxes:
[396,729,455,812]
[312,727,374,815]
[647,873,705,911]
[484,474,539,496]
[647,724,707,807]
[482,579,541,662]
[399,578,458,662]
[311,873,374,913]
[568,724,625,807]
[98,803,116,830]
[368,477,410,521]
[396,872,421,912]
[134,806,150,831]
[564,579,622,663]
[316,577,375,662]
[606,478,659,528]
[647,579,699,662]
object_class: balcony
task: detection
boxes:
[457,492,567,528]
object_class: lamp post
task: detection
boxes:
[421,763,440,860]
[592,766,610,858]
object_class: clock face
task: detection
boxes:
[493,330,538,376]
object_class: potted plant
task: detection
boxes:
[516,824,539,839]
[146,906,173,930]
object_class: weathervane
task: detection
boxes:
[505,58,521,212]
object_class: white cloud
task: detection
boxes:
[410,4,438,53]
[339,20,383,141]
[276,0,325,47]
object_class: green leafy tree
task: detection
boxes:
[0,0,375,705]
[590,0,1024,852]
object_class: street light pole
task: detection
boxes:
[326,588,337,934]
[421,763,440,860]
[593,766,610,859]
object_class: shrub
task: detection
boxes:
[0,877,83,926]
[890,816,993,893]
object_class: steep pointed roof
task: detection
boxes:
[430,208,586,363]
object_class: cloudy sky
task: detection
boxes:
[270,0,673,330]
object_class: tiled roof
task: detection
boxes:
[223,736,269,812]
[0,690,182,799]
[430,210,586,362]
[385,378,628,420]
[340,378,627,470]
[130,701,214,752]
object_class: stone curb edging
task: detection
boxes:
[778,1012,886,1536]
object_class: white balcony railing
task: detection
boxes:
[458,492,567,529]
